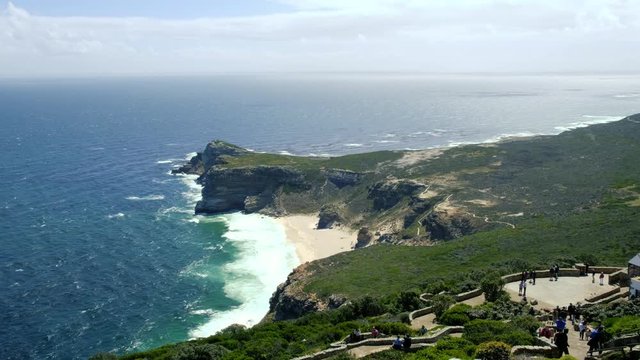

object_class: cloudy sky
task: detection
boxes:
[1,0,639,77]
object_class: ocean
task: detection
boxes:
[0,74,639,359]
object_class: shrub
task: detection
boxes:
[464,320,511,344]
[172,343,228,360]
[475,341,511,360]
[511,315,542,335]
[431,294,455,319]
[603,316,640,336]
[439,304,472,326]
[372,322,412,337]
[480,272,505,302]
[463,319,535,346]
[394,291,423,312]
[89,354,118,360]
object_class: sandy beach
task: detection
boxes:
[276,214,356,263]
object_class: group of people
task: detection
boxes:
[539,302,607,356]
[391,334,412,351]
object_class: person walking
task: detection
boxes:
[579,320,586,340]
[568,303,576,323]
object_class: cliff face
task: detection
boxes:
[268,264,346,321]
[195,166,309,215]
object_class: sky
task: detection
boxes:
[1,0,639,77]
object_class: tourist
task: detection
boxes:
[522,280,527,297]
[588,325,603,355]
[555,317,566,332]
[392,336,403,350]
[518,280,524,296]
[554,328,570,355]
[371,326,380,338]
[559,307,568,321]
[419,325,427,336]
[550,266,555,281]
[555,264,560,280]
[403,334,412,351]
[531,270,536,285]
[599,272,605,286]
[585,263,590,276]
[579,320,586,340]
[592,270,596,283]
[568,303,576,323]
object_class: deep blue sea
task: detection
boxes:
[1,74,639,359]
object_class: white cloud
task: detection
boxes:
[0,0,639,76]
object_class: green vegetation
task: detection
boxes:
[118,117,640,359]
[603,316,640,337]
[302,205,640,299]
[474,341,511,360]
[439,303,472,326]
[463,318,536,346]
[480,272,505,302]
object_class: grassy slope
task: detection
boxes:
[304,205,640,298]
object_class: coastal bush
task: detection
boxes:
[393,291,423,312]
[88,353,118,360]
[474,341,511,360]
[410,337,476,360]
[431,294,455,319]
[480,272,505,302]
[463,319,535,346]
[172,343,228,360]
[371,321,412,336]
[439,304,472,326]
[603,316,640,336]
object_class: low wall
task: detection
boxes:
[409,306,434,322]
[609,269,629,285]
[585,287,620,303]
[455,288,483,302]
[292,327,464,360]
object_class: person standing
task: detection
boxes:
[522,280,527,297]
[519,280,524,296]
[579,320,586,340]
[568,303,576,323]
[554,328,570,355]
[588,326,603,355]
[592,271,596,283]
[531,270,536,285]
[403,334,412,351]
[599,272,605,286]
[555,264,560,280]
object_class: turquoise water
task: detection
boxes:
[0,75,639,359]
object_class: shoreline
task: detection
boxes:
[275,214,356,264]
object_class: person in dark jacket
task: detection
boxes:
[403,334,412,351]
[554,328,570,355]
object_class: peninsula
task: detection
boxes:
[118,114,640,360]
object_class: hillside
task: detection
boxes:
[108,114,640,360]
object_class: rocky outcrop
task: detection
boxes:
[317,204,344,229]
[323,169,364,188]
[268,264,346,321]
[422,210,479,241]
[355,227,373,248]
[171,152,204,175]
[368,179,427,210]
[196,166,309,214]
[201,140,248,168]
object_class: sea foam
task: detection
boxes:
[189,213,298,338]
[126,195,165,201]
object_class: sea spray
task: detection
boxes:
[189,213,299,338]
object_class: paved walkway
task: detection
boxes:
[504,274,616,309]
